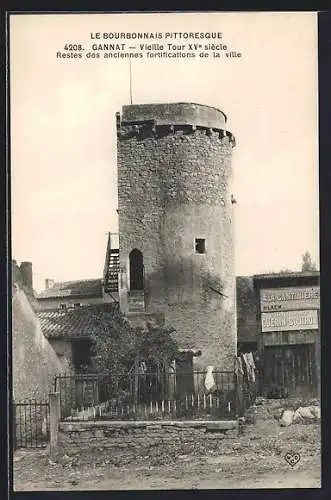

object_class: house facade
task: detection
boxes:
[36,302,119,373]
[253,271,320,397]
[36,277,118,311]
[33,234,122,373]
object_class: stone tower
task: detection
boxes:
[117,103,237,370]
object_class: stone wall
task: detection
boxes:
[117,103,237,370]
[59,420,238,464]
[12,285,72,402]
[48,339,74,369]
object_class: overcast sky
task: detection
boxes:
[10,12,319,291]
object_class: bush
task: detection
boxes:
[89,305,179,396]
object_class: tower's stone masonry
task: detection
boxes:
[117,103,237,370]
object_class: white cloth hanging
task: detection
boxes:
[234,356,244,376]
[138,361,147,374]
[205,365,216,392]
[242,353,256,382]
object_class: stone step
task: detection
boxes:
[128,298,144,303]
[128,305,145,311]
[128,291,145,313]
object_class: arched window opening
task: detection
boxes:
[129,249,144,290]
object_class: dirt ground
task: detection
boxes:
[13,400,321,491]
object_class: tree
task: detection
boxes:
[301,251,317,272]
[133,323,179,368]
[89,303,179,395]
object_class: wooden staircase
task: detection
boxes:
[104,249,120,293]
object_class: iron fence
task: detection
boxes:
[13,399,50,449]
[54,373,100,419]
[55,370,245,421]
[236,369,262,417]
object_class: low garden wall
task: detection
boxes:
[58,420,239,464]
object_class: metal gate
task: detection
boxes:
[262,344,317,397]
[13,399,50,449]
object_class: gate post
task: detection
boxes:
[134,357,139,405]
[49,392,60,458]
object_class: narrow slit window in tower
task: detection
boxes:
[195,238,206,254]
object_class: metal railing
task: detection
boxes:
[13,399,50,449]
[54,370,247,421]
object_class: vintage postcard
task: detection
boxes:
[10,11,320,491]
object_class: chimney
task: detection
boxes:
[45,278,55,290]
[19,261,33,290]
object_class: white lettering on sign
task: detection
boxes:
[260,286,319,312]
[261,310,319,332]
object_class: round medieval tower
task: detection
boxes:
[117,103,237,370]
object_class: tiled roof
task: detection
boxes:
[37,279,103,300]
[37,303,118,339]
[253,271,319,280]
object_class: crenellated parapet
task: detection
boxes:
[116,102,236,146]
[117,119,236,146]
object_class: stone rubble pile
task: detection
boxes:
[280,406,320,427]
[243,397,321,427]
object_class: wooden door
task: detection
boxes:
[263,344,317,398]
[175,352,194,397]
